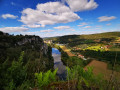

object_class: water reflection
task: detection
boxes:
[52,48,66,80]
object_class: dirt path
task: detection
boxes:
[84,60,120,80]
[59,45,75,57]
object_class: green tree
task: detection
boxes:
[6,51,27,89]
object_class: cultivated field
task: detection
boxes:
[84,60,120,80]
[60,45,75,56]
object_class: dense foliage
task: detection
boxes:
[0,32,54,90]
[35,68,58,89]
[60,50,92,68]
[35,65,119,90]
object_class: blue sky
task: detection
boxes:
[0,0,120,37]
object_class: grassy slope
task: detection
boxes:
[45,32,120,43]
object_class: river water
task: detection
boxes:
[52,48,66,80]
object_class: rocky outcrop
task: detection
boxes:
[43,43,48,55]
[15,35,49,55]
[17,36,42,45]
[0,32,51,62]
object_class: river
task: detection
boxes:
[52,48,66,80]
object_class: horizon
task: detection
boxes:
[0,0,120,37]
[1,30,120,38]
[43,31,120,38]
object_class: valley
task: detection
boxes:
[0,31,120,90]
[45,32,120,80]
[1,0,120,89]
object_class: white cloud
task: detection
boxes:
[65,0,98,12]
[22,24,41,28]
[21,31,37,35]
[0,27,29,33]
[20,30,54,37]
[106,23,111,26]
[20,28,75,37]
[20,2,80,28]
[54,26,75,31]
[78,22,88,26]
[98,16,116,22]
[40,29,54,33]
[54,26,70,29]
[83,26,91,28]
[1,14,18,19]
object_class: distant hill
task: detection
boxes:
[46,32,120,46]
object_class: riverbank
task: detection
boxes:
[52,48,66,80]
[49,44,91,67]
[55,44,120,81]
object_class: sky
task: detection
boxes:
[0,0,120,37]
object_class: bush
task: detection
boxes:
[35,68,58,89]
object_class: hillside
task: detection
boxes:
[46,32,120,47]
[49,31,120,64]
[0,31,54,89]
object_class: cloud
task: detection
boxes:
[54,26,70,29]
[22,24,41,28]
[20,2,80,28]
[98,16,116,22]
[0,27,29,33]
[20,28,75,37]
[65,0,98,12]
[40,29,54,33]
[106,23,111,26]
[78,22,88,26]
[21,31,37,35]
[21,29,54,34]
[54,26,75,31]
[83,26,91,28]
[1,14,18,19]
[20,29,55,37]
